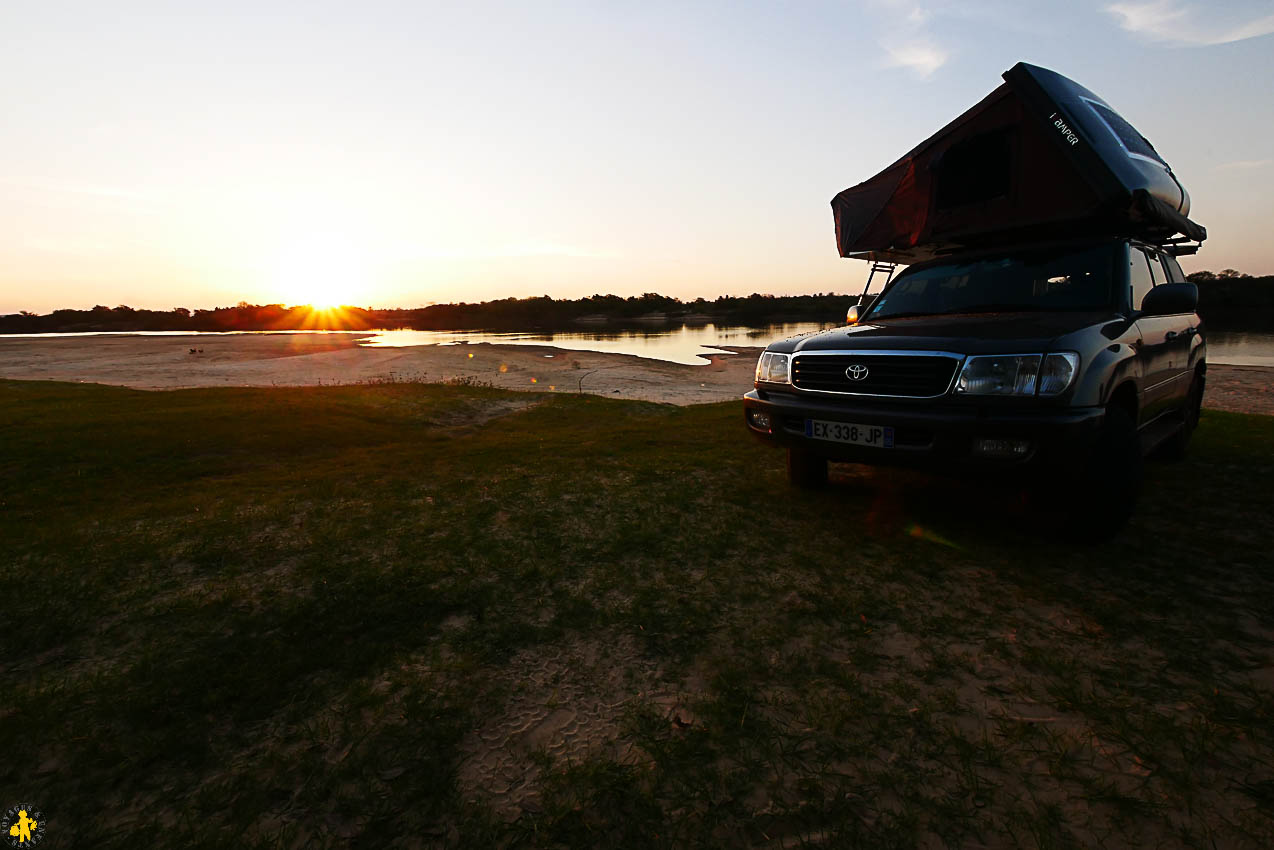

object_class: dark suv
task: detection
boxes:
[742,238,1204,535]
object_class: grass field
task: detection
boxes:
[2,379,1272,848]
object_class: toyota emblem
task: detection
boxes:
[845,364,869,381]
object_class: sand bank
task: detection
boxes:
[0,333,761,405]
[0,332,1269,413]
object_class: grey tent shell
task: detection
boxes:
[832,62,1205,264]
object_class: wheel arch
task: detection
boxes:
[1106,379,1139,421]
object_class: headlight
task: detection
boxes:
[956,352,1078,396]
[755,351,791,384]
[957,354,1040,395]
[1038,352,1079,396]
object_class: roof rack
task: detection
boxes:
[1160,237,1201,256]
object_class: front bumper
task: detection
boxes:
[743,388,1104,472]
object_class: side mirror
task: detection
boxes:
[846,304,861,325]
[1141,282,1198,316]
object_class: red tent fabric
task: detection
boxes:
[833,63,1205,263]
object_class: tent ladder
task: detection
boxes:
[859,261,897,304]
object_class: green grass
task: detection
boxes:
[2,379,1272,848]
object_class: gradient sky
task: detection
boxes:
[2,0,1272,314]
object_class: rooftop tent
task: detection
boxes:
[832,62,1206,264]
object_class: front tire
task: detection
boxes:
[1070,404,1142,541]
[787,448,828,489]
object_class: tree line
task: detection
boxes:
[1186,270,1274,331]
[0,292,853,334]
[1,272,1270,334]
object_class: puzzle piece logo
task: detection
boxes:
[3,805,44,847]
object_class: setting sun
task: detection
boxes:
[272,234,368,310]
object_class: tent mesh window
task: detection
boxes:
[933,127,1014,210]
[1085,100,1164,164]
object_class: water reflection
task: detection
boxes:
[360,325,1274,367]
[1206,331,1274,368]
[358,323,836,365]
[7,325,1272,367]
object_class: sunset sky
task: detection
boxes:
[2,0,1272,314]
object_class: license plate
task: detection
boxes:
[805,419,894,448]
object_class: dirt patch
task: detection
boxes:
[426,396,541,429]
[456,631,696,819]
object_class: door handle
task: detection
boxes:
[1165,331,1179,340]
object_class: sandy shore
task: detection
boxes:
[0,333,763,405]
[0,332,1270,413]
[1199,364,1274,416]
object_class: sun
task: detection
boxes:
[271,234,368,311]
[302,286,345,312]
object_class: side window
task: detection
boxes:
[1145,249,1164,286]
[1128,247,1155,310]
[1161,254,1186,283]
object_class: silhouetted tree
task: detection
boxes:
[5,274,1271,334]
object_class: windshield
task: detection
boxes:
[865,243,1119,320]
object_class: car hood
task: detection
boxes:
[771,312,1114,355]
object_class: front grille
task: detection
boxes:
[791,353,960,397]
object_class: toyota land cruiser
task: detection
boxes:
[742,237,1204,536]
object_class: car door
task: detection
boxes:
[1128,244,1179,420]
[1153,250,1198,407]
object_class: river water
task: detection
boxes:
[1203,331,1274,367]
[7,324,1274,367]
[361,325,1274,367]
[357,323,834,365]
